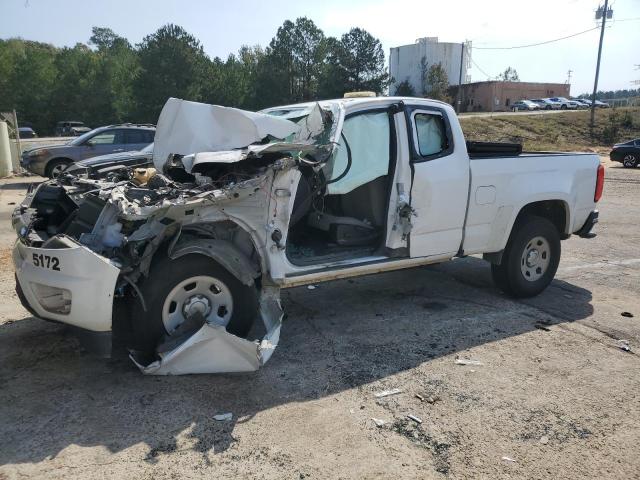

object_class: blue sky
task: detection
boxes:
[2,0,639,95]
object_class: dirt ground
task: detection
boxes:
[1,156,639,480]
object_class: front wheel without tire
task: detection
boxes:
[131,254,259,355]
[491,216,561,298]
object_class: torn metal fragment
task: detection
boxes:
[374,388,402,398]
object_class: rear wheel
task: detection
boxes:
[46,159,71,178]
[491,216,561,298]
[622,154,638,168]
[131,254,258,355]
[560,104,567,110]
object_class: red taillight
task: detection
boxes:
[594,164,605,202]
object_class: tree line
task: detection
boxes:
[0,19,389,135]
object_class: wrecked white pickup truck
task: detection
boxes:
[12,96,604,375]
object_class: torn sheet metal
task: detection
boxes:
[133,286,282,375]
[182,142,330,173]
[153,98,301,170]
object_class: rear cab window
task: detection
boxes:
[407,107,452,162]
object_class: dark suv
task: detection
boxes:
[21,124,155,178]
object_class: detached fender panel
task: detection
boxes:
[132,285,282,375]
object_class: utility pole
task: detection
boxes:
[590,0,611,127]
[455,42,465,113]
[566,69,573,85]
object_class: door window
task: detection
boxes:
[125,129,154,144]
[414,113,447,157]
[88,130,122,145]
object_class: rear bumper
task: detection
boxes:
[576,210,599,239]
[13,239,120,332]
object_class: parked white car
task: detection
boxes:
[12,96,604,375]
[530,98,562,110]
[549,97,580,110]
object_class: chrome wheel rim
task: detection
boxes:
[51,163,67,177]
[161,275,233,334]
[623,155,636,167]
[520,236,551,282]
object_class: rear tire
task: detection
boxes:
[561,104,567,110]
[131,254,258,355]
[622,154,638,168]
[491,215,561,298]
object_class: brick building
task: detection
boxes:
[457,81,571,112]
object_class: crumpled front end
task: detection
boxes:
[12,98,337,375]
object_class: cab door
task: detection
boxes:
[406,106,470,259]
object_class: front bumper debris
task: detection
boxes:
[13,238,120,332]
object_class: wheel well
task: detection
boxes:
[516,200,568,237]
[169,221,263,285]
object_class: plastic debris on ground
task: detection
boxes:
[371,418,386,427]
[621,311,634,318]
[415,394,424,402]
[617,339,632,352]
[501,456,517,463]
[534,323,551,332]
[307,285,317,290]
[213,413,233,421]
[374,388,402,398]
[455,358,483,366]
[407,414,423,424]
[540,435,549,445]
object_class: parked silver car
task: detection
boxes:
[511,100,540,111]
[21,124,155,178]
[530,98,562,110]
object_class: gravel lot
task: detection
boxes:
[1,157,639,479]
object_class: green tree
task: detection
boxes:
[205,46,264,110]
[133,24,210,122]
[257,17,326,107]
[0,39,58,134]
[394,79,416,96]
[498,66,519,82]
[89,27,138,122]
[49,43,105,128]
[337,28,388,94]
[424,63,450,101]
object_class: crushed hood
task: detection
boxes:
[153,98,301,170]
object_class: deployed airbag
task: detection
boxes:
[327,112,390,195]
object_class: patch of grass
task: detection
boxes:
[460,107,640,152]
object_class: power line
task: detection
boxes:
[470,57,493,80]
[472,27,600,50]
